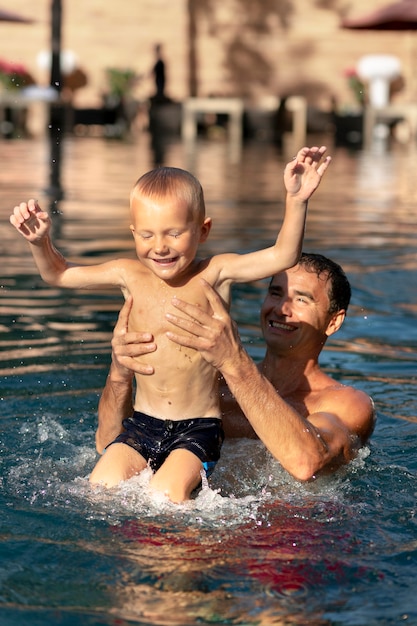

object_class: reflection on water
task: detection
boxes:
[0,134,416,625]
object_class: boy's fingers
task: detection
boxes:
[11,204,27,223]
[28,198,39,209]
[317,156,331,176]
[11,200,48,228]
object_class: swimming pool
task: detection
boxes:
[1,135,416,625]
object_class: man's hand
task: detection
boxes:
[10,199,51,243]
[111,295,156,380]
[96,295,157,452]
[166,280,241,370]
[284,145,331,202]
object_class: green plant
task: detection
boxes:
[344,67,365,106]
[105,67,138,99]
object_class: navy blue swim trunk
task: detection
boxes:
[108,411,224,476]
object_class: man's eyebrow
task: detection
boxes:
[294,289,316,301]
[268,286,317,302]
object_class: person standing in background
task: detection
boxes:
[152,44,166,100]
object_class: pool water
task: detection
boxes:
[0,134,416,625]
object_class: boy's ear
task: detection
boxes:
[199,217,212,243]
[325,309,345,337]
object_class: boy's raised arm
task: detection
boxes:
[215,146,331,286]
[10,199,123,289]
[276,144,331,266]
[10,199,71,285]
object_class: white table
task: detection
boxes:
[363,103,417,146]
[0,87,58,137]
[182,97,244,163]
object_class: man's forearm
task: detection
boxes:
[95,365,134,453]
[219,348,328,479]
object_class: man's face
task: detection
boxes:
[260,265,337,355]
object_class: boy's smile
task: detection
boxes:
[130,193,211,281]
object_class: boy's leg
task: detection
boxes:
[89,442,147,487]
[150,448,203,503]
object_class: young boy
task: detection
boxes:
[10,145,330,502]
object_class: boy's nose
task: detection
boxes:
[154,238,169,254]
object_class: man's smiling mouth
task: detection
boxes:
[269,320,294,331]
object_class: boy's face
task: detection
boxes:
[130,192,211,281]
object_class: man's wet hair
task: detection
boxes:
[298,252,351,315]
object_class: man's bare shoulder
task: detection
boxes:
[309,382,376,444]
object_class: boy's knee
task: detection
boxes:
[150,475,191,503]
[150,451,203,502]
[89,443,146,488]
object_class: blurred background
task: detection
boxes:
[1,0,417,148]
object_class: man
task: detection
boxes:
[95,253,375,482]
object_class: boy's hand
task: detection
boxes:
[284,145,331,201]
[10,199,51,243]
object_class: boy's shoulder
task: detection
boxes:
[110,257,146,269]
[196,252,227,274]
[201,252,240,270]
[102,257,149,280]
[199,251,241,284]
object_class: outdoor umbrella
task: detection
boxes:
[0,7,34,23]
[341,0,417,95]
[341,0,417,143]
[341,0,417,30]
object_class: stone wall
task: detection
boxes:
[0,0,414,113]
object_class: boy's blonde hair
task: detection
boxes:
[130,167,206,222]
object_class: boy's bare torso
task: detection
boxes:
[122,256,228,421]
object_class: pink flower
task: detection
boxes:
[0,59,28,76]
[344,67,359,79]
[0,58,35,90]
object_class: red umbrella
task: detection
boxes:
[341,1,417,92]
[0,7,34,23]
[341,0,417,143]
[341,0,417,30]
